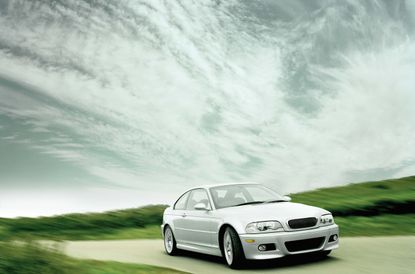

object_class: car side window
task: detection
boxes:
[174,191,190,210]
[186,189,211,210]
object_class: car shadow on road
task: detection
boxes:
[244,253,340,270]
[176,250,339,270]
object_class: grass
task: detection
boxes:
[335,214,415,236]
[77,261,186,274]
[0,205,167,241]
[0,225,163,241]
[0,241,186,274]
[290,176,415,214]
[0,204,166,235]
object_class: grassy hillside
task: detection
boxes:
[0,176,414,240]
[290,176,415,216]
[0,205,167,240]
[0,241,186,274]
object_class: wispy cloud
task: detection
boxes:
[0,0,414,216]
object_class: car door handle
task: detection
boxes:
[181,213,187,218]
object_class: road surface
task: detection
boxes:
[64,236,415,274]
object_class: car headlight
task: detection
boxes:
[245,221,284,233]
[320,214,334,226]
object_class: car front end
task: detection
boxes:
[238,215,339,260]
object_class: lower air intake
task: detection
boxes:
[285,237,325,252]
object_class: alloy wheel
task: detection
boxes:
[164,227,173,253]
[224,230,233,265]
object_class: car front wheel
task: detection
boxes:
[164,226,178,255]
[223,227,245,268]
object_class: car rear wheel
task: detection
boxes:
[223,227,245,269]
[164,226,178,255]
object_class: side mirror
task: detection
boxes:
[282,195,292,202]
[194,203,209,211]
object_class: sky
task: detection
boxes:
[0,0,415,217]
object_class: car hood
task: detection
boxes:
[217,202,329,224]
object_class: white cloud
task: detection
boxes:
[0,0,414,216]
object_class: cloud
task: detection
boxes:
[0,0,414,217]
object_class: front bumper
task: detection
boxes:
[239,224,339,260]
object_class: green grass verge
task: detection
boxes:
[0,241,186,274]
[0,205,166,236]
[290,176,415,214]
[335,214,415,236]
[0,225,163,241]
[0,205,167,241]
[74,260,186,274]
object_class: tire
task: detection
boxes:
[163,226,179,255]
[222,227,245,269]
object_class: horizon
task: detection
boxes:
[1,175,412,218]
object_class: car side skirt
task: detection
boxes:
[176,242,222,257]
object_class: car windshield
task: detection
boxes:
[209,184,284,209]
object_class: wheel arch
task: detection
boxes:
[161,211,175,237]
[162,222,175,237]
[218,223,237,255]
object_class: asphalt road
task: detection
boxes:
[64,236,415,274]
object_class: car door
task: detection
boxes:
[171,190,190,243]
[181,188,219,248]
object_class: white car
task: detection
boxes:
[161,183,339,268]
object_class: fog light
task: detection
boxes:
[329,234,338,242]
[257,243,276,251]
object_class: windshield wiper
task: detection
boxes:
[264,199,287,203]
[234,201,265,207]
